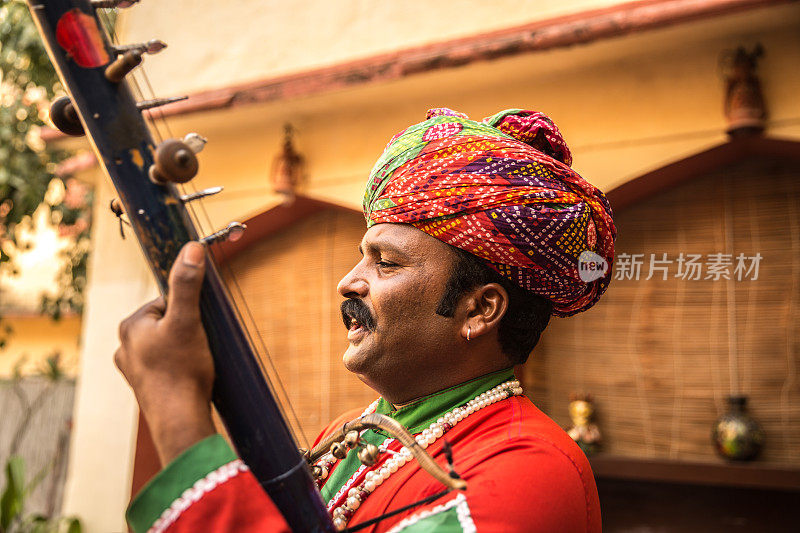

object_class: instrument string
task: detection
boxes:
[97,8,166,143]
[106,6,311,449]
[211,243,314,449]
[135,72,312,449]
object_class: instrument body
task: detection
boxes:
[26,1,334,530]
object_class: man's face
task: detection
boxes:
[337,223,460,397]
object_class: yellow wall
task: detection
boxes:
[118,0,621,96]
[0,315,81,377]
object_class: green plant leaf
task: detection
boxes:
[0,456,26,530]
[64,517,82,533]
[40,353,64,382]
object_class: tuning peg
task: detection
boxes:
[200,222,247,246]
[110,198,124,216]
[91,0,140,8]
[49,96,84,136]
[148,139,199,184]
[109,198,130,239]
[112,39,167,56]
[105,50,143,83]
[182,133,207,154]
[136,96,188,111]
[180,186,223,203]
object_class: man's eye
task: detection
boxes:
[376,260,397,268]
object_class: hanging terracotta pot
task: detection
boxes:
[712,395,764,461]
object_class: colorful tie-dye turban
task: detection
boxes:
[363,108,616,317]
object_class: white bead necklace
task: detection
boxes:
[318,379,523,531]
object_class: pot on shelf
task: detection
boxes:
[712,395,764,461]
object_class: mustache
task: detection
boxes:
[341,298,376,331]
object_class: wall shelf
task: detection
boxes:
[589,455,800,491]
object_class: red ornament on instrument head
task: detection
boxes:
[55,9,110,68]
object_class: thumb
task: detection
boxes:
[165,241,206,324]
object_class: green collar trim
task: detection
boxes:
[127,434,236,533]
[374,368,515,434]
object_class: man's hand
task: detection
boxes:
[115,241,216,466]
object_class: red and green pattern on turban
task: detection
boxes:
[363,108,616,317]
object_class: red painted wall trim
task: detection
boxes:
[212,195,362,264]
[42,0,792,142]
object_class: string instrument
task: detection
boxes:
[26,1,465,530]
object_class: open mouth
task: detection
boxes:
[347,317,368,342]
[341,299,375,343]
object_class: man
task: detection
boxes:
[116,108,615,532]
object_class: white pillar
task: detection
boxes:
[60,175,157,532]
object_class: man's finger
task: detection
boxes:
[165,242,206,324]
[143,296,167,317]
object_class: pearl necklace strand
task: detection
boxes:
[317,379,523,530]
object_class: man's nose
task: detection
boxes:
[337,266,368,299]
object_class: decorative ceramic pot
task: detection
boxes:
[712,395,764,461]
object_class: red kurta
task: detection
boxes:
[128,371,600,532]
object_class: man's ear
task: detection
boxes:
[460,283,509,341]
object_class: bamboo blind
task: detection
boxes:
[223,209,376,446]
[525,157,800,465]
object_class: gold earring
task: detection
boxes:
[467,326,471,341]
